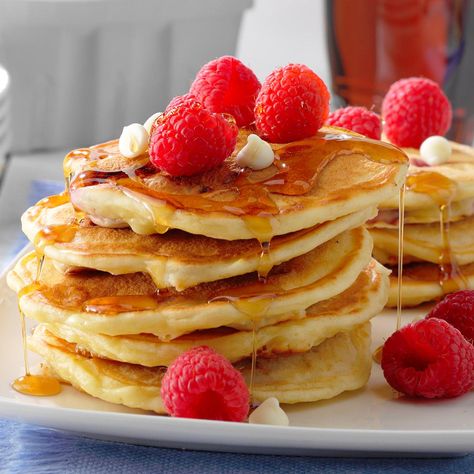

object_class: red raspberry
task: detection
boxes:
[426,290,474,344]
[326,106,382,140]
[382,77,452,148]
[165,93,197,114]
[381,318,474,398]
[255,64,330,143]
[149,101,238,177]
[189,56,261,127]
[161,346,249,421]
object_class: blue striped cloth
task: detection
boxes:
[1,180,473,473]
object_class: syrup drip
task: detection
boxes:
[438,205,469,293]
[12,255,62,396]
[34,224,77,255]
[372,345,383,364]
[396,184,405,331]
[29,193,70,219]
[373,183,406,364]
[257,242,272,281]
[82,295,162,315]
[406,171,467,294]
[221,295,274,404]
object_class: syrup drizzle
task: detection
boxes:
[406,171,467,294]
[396,184,405,331]
[213,294,274,404]
[373,183,405,364]
[66,130,406,239]
[12,255,62,396]
[11,189,76,395]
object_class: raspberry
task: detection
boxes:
[254,64,329,143]
[149,101,238,177]
[426,290,474,344]
[381,318,474,398]
[165,93,197,114]
[326,106,382,140]
[189,56,261,127]
[161,346,249,421]
[382,77,452,148]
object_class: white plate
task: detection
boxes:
[0,250,473,457]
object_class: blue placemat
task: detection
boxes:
[1,180,473,473]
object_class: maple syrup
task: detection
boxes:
[209,289,276,404]
[406,171,467,294]
[67,131,406,231]
[34,224,77,254]
[372,345,383,364]
[12,374,62,397]
[396,184,405,331]
[12,255,62,397]
[438,204,469,293]
[257,242,272,281]
[229,295,274,404]
[29,193,70,219]
[82,295,162,314]
[373,183,406,364]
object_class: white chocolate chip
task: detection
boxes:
[119,123,149,158]
[143,112,162,135]
[236,134,275,170]
[419,136,452,166]
[248,397,289,426]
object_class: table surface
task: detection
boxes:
[0,152,473,473]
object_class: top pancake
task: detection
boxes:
[66,126,407,240]
[379,140,474,215]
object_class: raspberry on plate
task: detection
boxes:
[381,318,474,398]
[161,346,249,421]
[254,63,330,143]
[382,77,452,148]
[426,290,474,344]
[149,101,238,177]
[189,56,261,127]
[326,106,382,140]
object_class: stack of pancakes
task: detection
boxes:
[8,127,407,413]
[369,140,474,307]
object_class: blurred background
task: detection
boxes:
[0,0,473,159]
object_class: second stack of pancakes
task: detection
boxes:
[369,140,474,307]
[8,126,407,413]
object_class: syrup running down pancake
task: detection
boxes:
[66,126,407,240]
[22,199,376,290]
[369,139,474,306]
[8,227,373,340]
[37,261,388,367]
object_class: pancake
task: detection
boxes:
[370,215,474,266]
[386,262,474,307]
[28,322,372,411]
[370,196,474,227]
[380,140,474,212]
[22,199,376,290]
[66,127,407,240]
[8,227,373,339]
[40,260,388,366]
